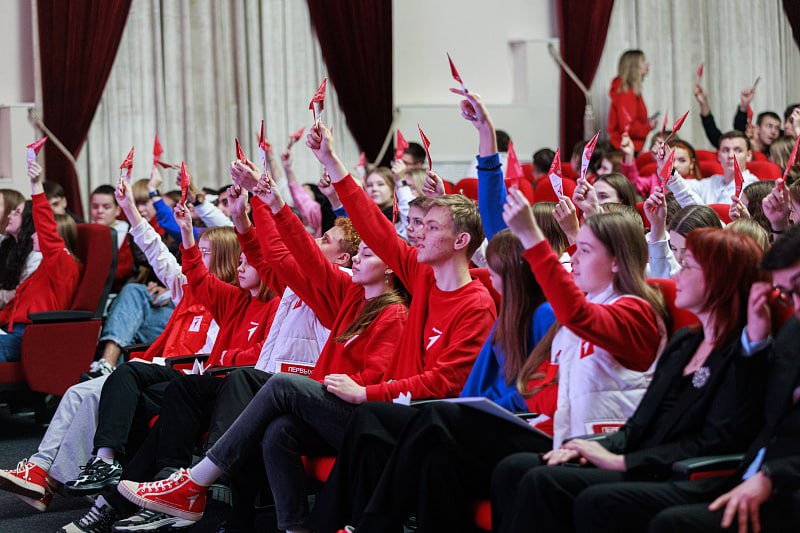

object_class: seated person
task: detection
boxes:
[0,188,26,243]
[0,196,41,309]
[43,180,83,223]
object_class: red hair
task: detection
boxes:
[686,228,765,349]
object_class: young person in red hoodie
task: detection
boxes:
[607,50,658,152]
[59,188,280,531]
[0,161,80,362]
[115,123,497,532]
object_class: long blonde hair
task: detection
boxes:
[617,50,645,95]
[202,226,240,285]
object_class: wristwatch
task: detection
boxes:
[148,190,160,198]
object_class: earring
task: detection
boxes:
[385,269,391,285]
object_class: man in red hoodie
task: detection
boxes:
[115,122,497,532]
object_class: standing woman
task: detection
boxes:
[608,50,657,152]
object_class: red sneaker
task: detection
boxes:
[16,484,54,512]
[116,468,208,522]
[0,459,49,499]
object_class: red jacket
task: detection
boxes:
[140,288,214,361]
[260,202,408,384]
[333,175,497,402]
[0,193,80,330]
[180,244,279,367]
[608,77,651,152]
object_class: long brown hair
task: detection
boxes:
[687,229,764,349]
[532,202,568,255]
[595,173,638,207]
[202,226,240,285]
[0,189,25,235]
[336,279,410,343]
[517,321,560,397]
[487,230,545,383]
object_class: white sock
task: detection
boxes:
[189,457,223,487]
[95,448,115,464]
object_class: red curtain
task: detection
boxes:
[556,0,615,153]
[306,0,393,165]
[37,0,133,217]
[784,0,800,51]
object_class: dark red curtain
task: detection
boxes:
[38,0,133,217]
[557,0,615,153]
[306,0,393,166]
[784,0,800,51]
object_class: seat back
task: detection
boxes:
[708,204,732,224]
[648,278,700,334]
[636,151,654,169]
[699,160,724,178]
[505,178,535,203]
[561,162,578,181]
[454,178,479,202]
[71,224,118,316]
[746,161,782,181]
[533,176,577,203]
[695,149,717,162]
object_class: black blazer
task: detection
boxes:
[599,327,767,480]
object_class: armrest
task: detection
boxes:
[205,365,255,377]
[165,354,210,368]
[672,454,745,481]
[28,311,97,323]
[121,343,153,358]
[562,434,610,444]
[515,412,540,420]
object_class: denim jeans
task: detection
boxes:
[0,323,27,362]
[206,373,356,530]
[99,283,174,348]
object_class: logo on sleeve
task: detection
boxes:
[426,327,443,350]
[247,321,259,341]
[579,340,595,359]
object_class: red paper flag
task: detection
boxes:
[746,103,754,126]
[581,132,600,181]
[153,135,164,163]
[620,107,632,134]
[119,147,134,183]
[395,130,409,161]
[287,126,305,151]
[357,151,367,168]
[658,149,675,187]
[26,137,47,163]
[447,52,467,92]
[235,138,246,163]
[733,156,745,197]
[697,63,704,79]
[782,134,800,182]
[548,148,563,198]
[505,141,524,180]
[660,112,669,139]
[309,78,327,122]
[180,162,191,205]
[417,124,432,170]
[257,120,271,174]
[663,110,690,144]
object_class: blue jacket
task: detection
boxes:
[154,199,201,241]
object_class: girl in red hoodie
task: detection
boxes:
[607,50,657,152]
[0,162,80,362]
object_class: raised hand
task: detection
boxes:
[450,88,491,130]
[573,178,601,218]
[306,121,336,166]
[620,133,635,163]
[114,179,139,223]
[740,85,756,112]
[762,179,790,232]
[729,195,750,221]
[318,171,343,210]
[693,84,710,115]
[148,165,163,193]
[643,187,668,241]
[502,187,544,249]
[230,159,261,193]
[422,169,446,198]
[28,161,43,195]
[745,281,773,344]
[227,184,248,219]
[391,158,407,181]
[280,150,292,173]
[253,173,285,214]
[552,196,580,246]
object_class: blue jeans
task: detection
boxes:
[99,283,174,349]
[206,373,355,530]
[0,323,27,362]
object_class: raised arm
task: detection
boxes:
[28,162,68,260]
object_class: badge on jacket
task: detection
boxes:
[692,367,710,389]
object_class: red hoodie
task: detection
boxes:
[139,288,214,361]
[608,76,651,152]
[333,175,497,402]
[180,243,279,367]
[256,202,408,385]
[0,193,81,330]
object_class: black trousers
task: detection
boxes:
[205,368,272,448]
[93,361,182,455]
[308,402,552,533]
[574,477,795,533]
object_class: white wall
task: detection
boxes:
[393,0,560,181]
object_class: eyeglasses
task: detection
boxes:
[774,285,800,307]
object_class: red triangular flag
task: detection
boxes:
[782,134,800,182]
[733,156,745,197]
[505,141,524,180]
[257,120,270,174]
[697,63,704,79]
[658,149,675,187]
[119,147,134,183]
[417,124,432,170]
[235,138,246,163]
[153,135,164,163]
[746,104,754,126]
[620,107,632,134]
[664,110,690,144]
[660,112,669,139]
[447,52,467,92]
[581,132,600,181]
[357,151,367,168]
[395,130,409,161]
[289,126,305,141]
[309,78,327,122]
[180,162,191,205]
[548,148,563,198]
[26,137,47,163]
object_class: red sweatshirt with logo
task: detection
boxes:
[333,175,497,402]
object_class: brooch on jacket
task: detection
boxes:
[692,367,710,389]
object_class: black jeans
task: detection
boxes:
[205,368,272,449]
[93,362,182,455]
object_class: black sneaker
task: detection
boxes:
[81,360,115,382]
[58,500,120,533]
[64,457,123,495]
[112,509,195,531]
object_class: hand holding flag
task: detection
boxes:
[395,130,409,161]
[179,162,191,206]
[581,132,600,181]
[235,138,246,163]
[733,155,745,198]
[287,126,305,151]
[309,78,328,126]
[26,137,47,164]
[119,147,134,184]
[417,124,432,171]
[548,148,564,199]
[781,134,800,182]
[447,52,468,93]
[663,110,690,144]
[257,120,270,174]
[658,148,675,187]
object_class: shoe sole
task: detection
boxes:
[0,473,46,499]
[15,492,50,512]
[63,475,121,496]
[112,515,195,531]
[117,481,203,522]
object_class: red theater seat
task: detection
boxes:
[746,161,781,181]
[454,178,479,202]
[699,161,724,178]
